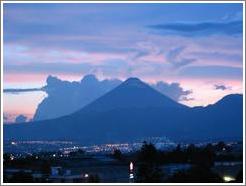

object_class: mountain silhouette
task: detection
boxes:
[78,77,188,113]
[31,75,192,121]
[3,78,243,144]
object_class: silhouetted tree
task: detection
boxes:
[185,143,215,168]
[215,141,226,151]
[175,144,181,152]
[138,141,159,163]
[112,149,123,160]
[186,144,197,163]
[171,144,186,163]
[136,142,164,182]
[3,153,11,162]
[193,144,215,168]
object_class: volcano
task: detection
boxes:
[4,78,243,144]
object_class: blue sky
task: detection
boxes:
[3,2,244,121]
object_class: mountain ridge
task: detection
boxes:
[3,78,243,144]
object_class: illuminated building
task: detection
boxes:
[129,162,134,183]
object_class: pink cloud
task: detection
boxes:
[5,43,128,65]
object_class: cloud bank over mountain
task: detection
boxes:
[32,74,193,121]
[33,74,122,121]
[152,82,192,101]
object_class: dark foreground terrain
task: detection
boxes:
[3,141,243,183]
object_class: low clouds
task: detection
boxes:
[33,74,122,120]
[152,81,193,102]
[3,113,17,123]
[214,84,231,91]
[149,21,242,37]
[3,113,8,122]
[15,114,28,123]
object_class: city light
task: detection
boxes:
[11,141,17,145]
[223,176,235,182]
[129,173,134,179]
[10,155,14,161]
[130,162,133,171]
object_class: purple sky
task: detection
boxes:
[3,3,244,122]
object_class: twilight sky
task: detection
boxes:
[3,3,244,122]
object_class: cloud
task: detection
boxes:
[4,59,132,79]
[3,113,8,122]
[190,51,242,65]
[3,5,243,82]
[131,41,163,61]
[33,74,122,120]
[222,11,243,22]
[181,97,195,101]
[3,113,18,123]
[152,81,193,102]
[15,114,28,123]
[179,65,243,80]
[166,46,195,68]
[214,84,231,91]
[4,88,42,94]
[148,21,242,37]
